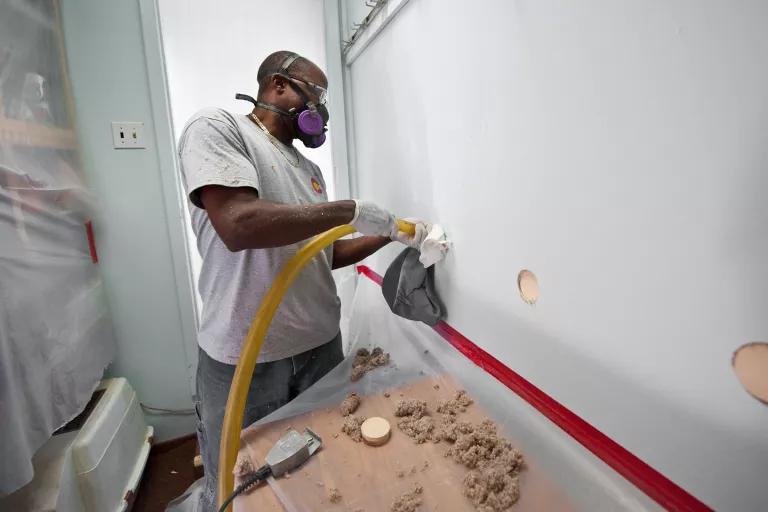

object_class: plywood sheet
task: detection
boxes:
[235,376,576,511]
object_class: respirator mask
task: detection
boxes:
[237,53,329,148]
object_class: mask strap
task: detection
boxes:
[235,93,296,117]
[279,53,302,74]
[255,101,295,117]
[277,53,320,109]
[235,93,258,106]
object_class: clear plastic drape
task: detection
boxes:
[234,275,660,511]
[0,0,114,495]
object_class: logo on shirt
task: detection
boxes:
[311,176,323,195]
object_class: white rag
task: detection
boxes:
[419,224,450,267]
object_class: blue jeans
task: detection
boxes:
[195,333,343,512]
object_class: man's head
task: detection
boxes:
[251,51,329,147]
[257,51,328,104]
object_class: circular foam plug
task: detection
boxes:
[517,269,539,305]
[361,417,391,446]
[733,342,768,405]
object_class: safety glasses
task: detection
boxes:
[279,73,328,105]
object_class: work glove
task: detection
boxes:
[350,200,397,237]
[391,217,430,249]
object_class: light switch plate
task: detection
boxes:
[111,122,146,149]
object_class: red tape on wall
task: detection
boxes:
[357,264,711,512]
[84,220,98,264]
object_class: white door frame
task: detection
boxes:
[137,0,200,397]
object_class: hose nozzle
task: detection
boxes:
[397,219,416,237]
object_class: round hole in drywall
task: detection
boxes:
[517,269,539,305]
[732,342,768,405]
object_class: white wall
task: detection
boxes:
[60,0,197,441]
[339,0,768,509]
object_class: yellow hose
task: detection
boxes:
[217,220,415,510]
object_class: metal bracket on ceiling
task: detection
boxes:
[342,0,388,54]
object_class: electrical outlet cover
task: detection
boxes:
[111,122,146,149]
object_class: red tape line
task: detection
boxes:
[357,264,712,512]
[85,220,98,264]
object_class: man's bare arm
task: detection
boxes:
[199,185,356,251]
[332,237,392,269]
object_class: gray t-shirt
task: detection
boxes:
[178,108,340,364]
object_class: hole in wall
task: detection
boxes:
[517,269,539,305]
[732,342,768,405]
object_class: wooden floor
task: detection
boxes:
[134,434,200,512]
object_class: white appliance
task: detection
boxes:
[0,378,153,512]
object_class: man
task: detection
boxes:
[177,51,427,510]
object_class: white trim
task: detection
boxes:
[324,0,361,198]
[335,0,412,198]
[137,0,199,396]
[323,0,352,200]
[343,0,412,66]
[342,52,360,198]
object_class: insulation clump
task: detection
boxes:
[398,416,435,444]
[341,415,366,442]
[434,415,475,443]
[391,484,424,512]
[329,487,342,504]
[463,464,521,512]
[436,390,473,415]
[446,420,524,471]
[394,399,428,419]
[339,392,361,416]
[394,398,434,444]
[351,347,390,381]
[443,419,525,511]
[233,452,254,477]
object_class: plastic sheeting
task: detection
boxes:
[234,276,662,511]
[0,0,114,496]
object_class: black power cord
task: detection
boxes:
[217,464,272,512]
